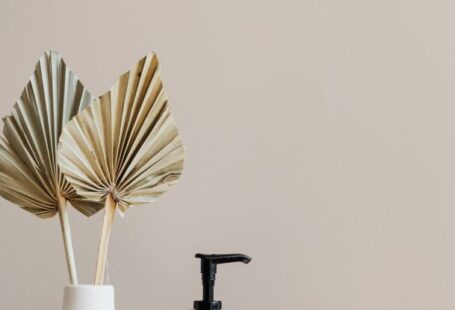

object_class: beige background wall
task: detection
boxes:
[0,0,455,309]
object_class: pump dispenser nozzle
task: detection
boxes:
[193,253,252,310]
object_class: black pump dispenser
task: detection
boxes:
[194,253,252,310]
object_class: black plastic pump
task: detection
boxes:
[193,253,252,310]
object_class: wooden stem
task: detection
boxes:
[57,193,79,285]
[95,194,117,285]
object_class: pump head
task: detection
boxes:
[193,253,252,310]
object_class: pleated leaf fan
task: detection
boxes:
[0,50,103,284]
[58,53,185,284]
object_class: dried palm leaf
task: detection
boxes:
[0,50,104,284]
[58,53,185,284]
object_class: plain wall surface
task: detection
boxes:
[0,0,455,309]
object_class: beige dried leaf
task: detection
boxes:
[58,52,185,213]
[0,50,104,284]
[0,50,103,218]
[58,53,185,284]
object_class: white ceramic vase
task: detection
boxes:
[62,285,115,310]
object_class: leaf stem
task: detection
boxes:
[57,193,78,285]
[95,194,117,285]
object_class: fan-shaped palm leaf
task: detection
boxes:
[0,50,103,284]
[58,53,185,284]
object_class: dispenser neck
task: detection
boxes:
[193,253,252,310]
